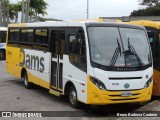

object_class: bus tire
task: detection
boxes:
[22,71,32,89]
[68,85,80,108]
[0,49,5,60]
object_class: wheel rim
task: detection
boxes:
[24,75,28,86]
[70,90,77,105]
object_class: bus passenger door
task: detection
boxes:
[50,31,65,92]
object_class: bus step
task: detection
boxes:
[49,89,61,97]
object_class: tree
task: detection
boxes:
[130,0,160,16]
[30,0,48,22]
[1,0,49,25]
[131,4,160,16]
[139,0,160,6]
[9,2,21,23]
[0,0,9,26]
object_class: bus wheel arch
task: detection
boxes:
[64,81,74,95]
[21,68,32,89]
[21,68,26,78]
[64,81,80,108]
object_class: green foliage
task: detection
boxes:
[131,4,160,16]
[139,0,160,6]
[9,2,21,21]
[1,0,51,24]
[30,0,48,20]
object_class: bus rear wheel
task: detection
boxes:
[22,71,32,89]
[0,50,5,60]
[68,86,80,108]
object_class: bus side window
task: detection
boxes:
[9,29,15,42]
[21,29,27,42]
[26,29,34,43]
[35,29,48,45]
[68,30,86,72]
[20,29,34,43]
[33,29,48,51]
[14,29,20,42]
[52,32,59,58]
[8,29,20,44]
[0,31,6,43]
[60,32,65,59]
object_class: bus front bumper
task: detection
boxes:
[87,79,153,105]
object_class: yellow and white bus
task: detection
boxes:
[6,21,153,108]
[126,20,160,96]
[0,27,7,60]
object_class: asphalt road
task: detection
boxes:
[0,60,160,120]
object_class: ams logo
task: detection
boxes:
[20,49,45,72]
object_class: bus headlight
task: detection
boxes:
[90,76,106,90]
[144,77,152,88]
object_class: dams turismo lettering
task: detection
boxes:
[20,49,45,72]
[26,54,44,71]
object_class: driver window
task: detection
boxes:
[68,30,86,72]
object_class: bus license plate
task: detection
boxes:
[121,92,132,97]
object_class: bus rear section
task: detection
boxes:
[6,21,153,108]
[126,20,160,96]
[0,27,7,60]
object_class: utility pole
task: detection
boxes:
[25,0,30,22]
[27,0,30,22]
[3,0,7,27]
[0,1,2,26]
[21,0,25,23]
[6,0,9,26]
[87,0,89,19]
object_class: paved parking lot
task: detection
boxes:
[0,60,160,120]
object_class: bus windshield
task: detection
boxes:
[0,31,7,43]
[88,27,152,69]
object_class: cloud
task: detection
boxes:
[10,0,142,21]
[46,0,143,20]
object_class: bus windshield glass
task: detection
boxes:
[0,31,7,43]
[88,27,152,68]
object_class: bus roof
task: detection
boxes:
[8,21,144,30]
[127,20,160,29]
[0,27,7,31]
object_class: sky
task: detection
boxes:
[11,0,144,21]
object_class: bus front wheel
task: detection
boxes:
[22,71,32,89]
[68,86,80,108]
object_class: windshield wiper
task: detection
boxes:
[127,38,143,67]
[109,38,122,70]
